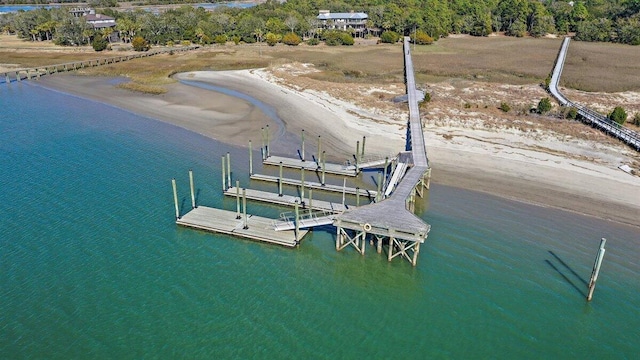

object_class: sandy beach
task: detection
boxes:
[38,69,640,227]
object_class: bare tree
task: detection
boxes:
[285,15,299,33]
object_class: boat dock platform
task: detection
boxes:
[177,206,305,247]
[249,173,378,198]
[224,187,349,213]
[263,155,357,176]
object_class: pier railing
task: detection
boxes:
[549,38,640,151]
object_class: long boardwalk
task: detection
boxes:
[1,45,198,85]
[333,37,431,266]
[549,38,640,151]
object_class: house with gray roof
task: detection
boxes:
[317,10,368,37]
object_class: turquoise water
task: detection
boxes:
[1,82,639,359]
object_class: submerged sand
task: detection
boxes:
[38,70,640,228]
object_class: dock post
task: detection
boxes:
[236,180,241,219]
[278,162,284,197]
[361,136,366,162]
[261,127,265,160]
[317,136,321,166]
[242,188,248,229]
[377,172,383,202]
[356,187,360,207]
[189,169,196,209]
[355,140,360,170]
[5,72,9,84]
[249,140,253,175]
[342,178,346,206]
[26,70,31,80]
[226,152,231,189]
[377,237,382,254]
[294,200,300,243]
[426,167,431,190]
[308,189,313,216]
[300,167,305,203]
[172,178,180,219]
[412,242,420,266]
[321,151,326,186]
[221,155,227,191]
[587,238,607,301]
[36,69,40,79]
[382,157,389,196]
[16,71,20,82]
[301,129,305,161]
[265,125,270,158]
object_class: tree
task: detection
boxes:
[412,30,434,45]
[131,36,150,51]
[284,15,299,33]
[265,32,280,46]
[633,113,640,126]
[500,102,511,112]
[609,106,627,125]
[538,97,552,114]
[566,107,578,119]
[92,36,108,51]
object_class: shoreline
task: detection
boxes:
[37,72,640,228]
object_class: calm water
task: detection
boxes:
[1,82,639,359]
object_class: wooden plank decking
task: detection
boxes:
[263,155,358,176]
[250,173,377,197]
[177,206,307,247]
[224,187,348,213]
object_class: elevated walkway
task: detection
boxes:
[549,38,640,151]
[334,37,432,266]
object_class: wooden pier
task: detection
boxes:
[1,45,198,85]
[175,38,432,266]
[177,206,306,247]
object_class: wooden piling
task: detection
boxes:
[278,161,284,196]
[189,169,196,209]
[356,187,360,207]
[301,129,305,162]
[265,125,270,158]
[5,72,9,84]
[294,200,300,243]
[226,152,231,189]
[242,188,248,229]
[361,136,366,162]
[172,178,180,219]
[308,189,313,216]
[221,155,226,191]
[16,71,20,82]
[342,178,346,206]
[317,136,321,164]
[236,180,241,219]
[321,151,326,186]
[382,157,389,196]
[300,167,305,202]
[376,172,383,202]
[355,140,360,169]
[261,127,265,160]
[587,238,607,301]
[249,140,253,175]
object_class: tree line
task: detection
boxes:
[1,0,638,47]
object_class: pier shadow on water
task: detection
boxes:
[545,250,589,297]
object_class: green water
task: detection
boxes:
[1,83,638,359]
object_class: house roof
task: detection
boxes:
[84,13,115,22]
[317,12,368,20]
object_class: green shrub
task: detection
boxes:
[608,106,627,125]
[307,37,319,45]
[322,30,343,46]
[412,30,434,45]
[92,37,108,52]
[231,36,241,45]
[634,113,640,126]
[423,92,431,103]
[499,102,511,113]
[537,97,552,114]
[213,34,227,44]
[181,40,191,46]
[131,36,150,51]
[265,32,280,46]
[566,107,578,119]
[282,32,301,46]
[380,31,400,44]
[340,32,354,45]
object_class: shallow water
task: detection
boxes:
[1,83,638,358]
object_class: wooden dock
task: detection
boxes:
[177,206,306,247]
[263,155,358,176]
[249,173,377,197]
[224,187,348,213]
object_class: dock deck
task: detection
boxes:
[224,187,348,213]
[263,155,357,176]
[177,206,306,247]
[250,173,377,197]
